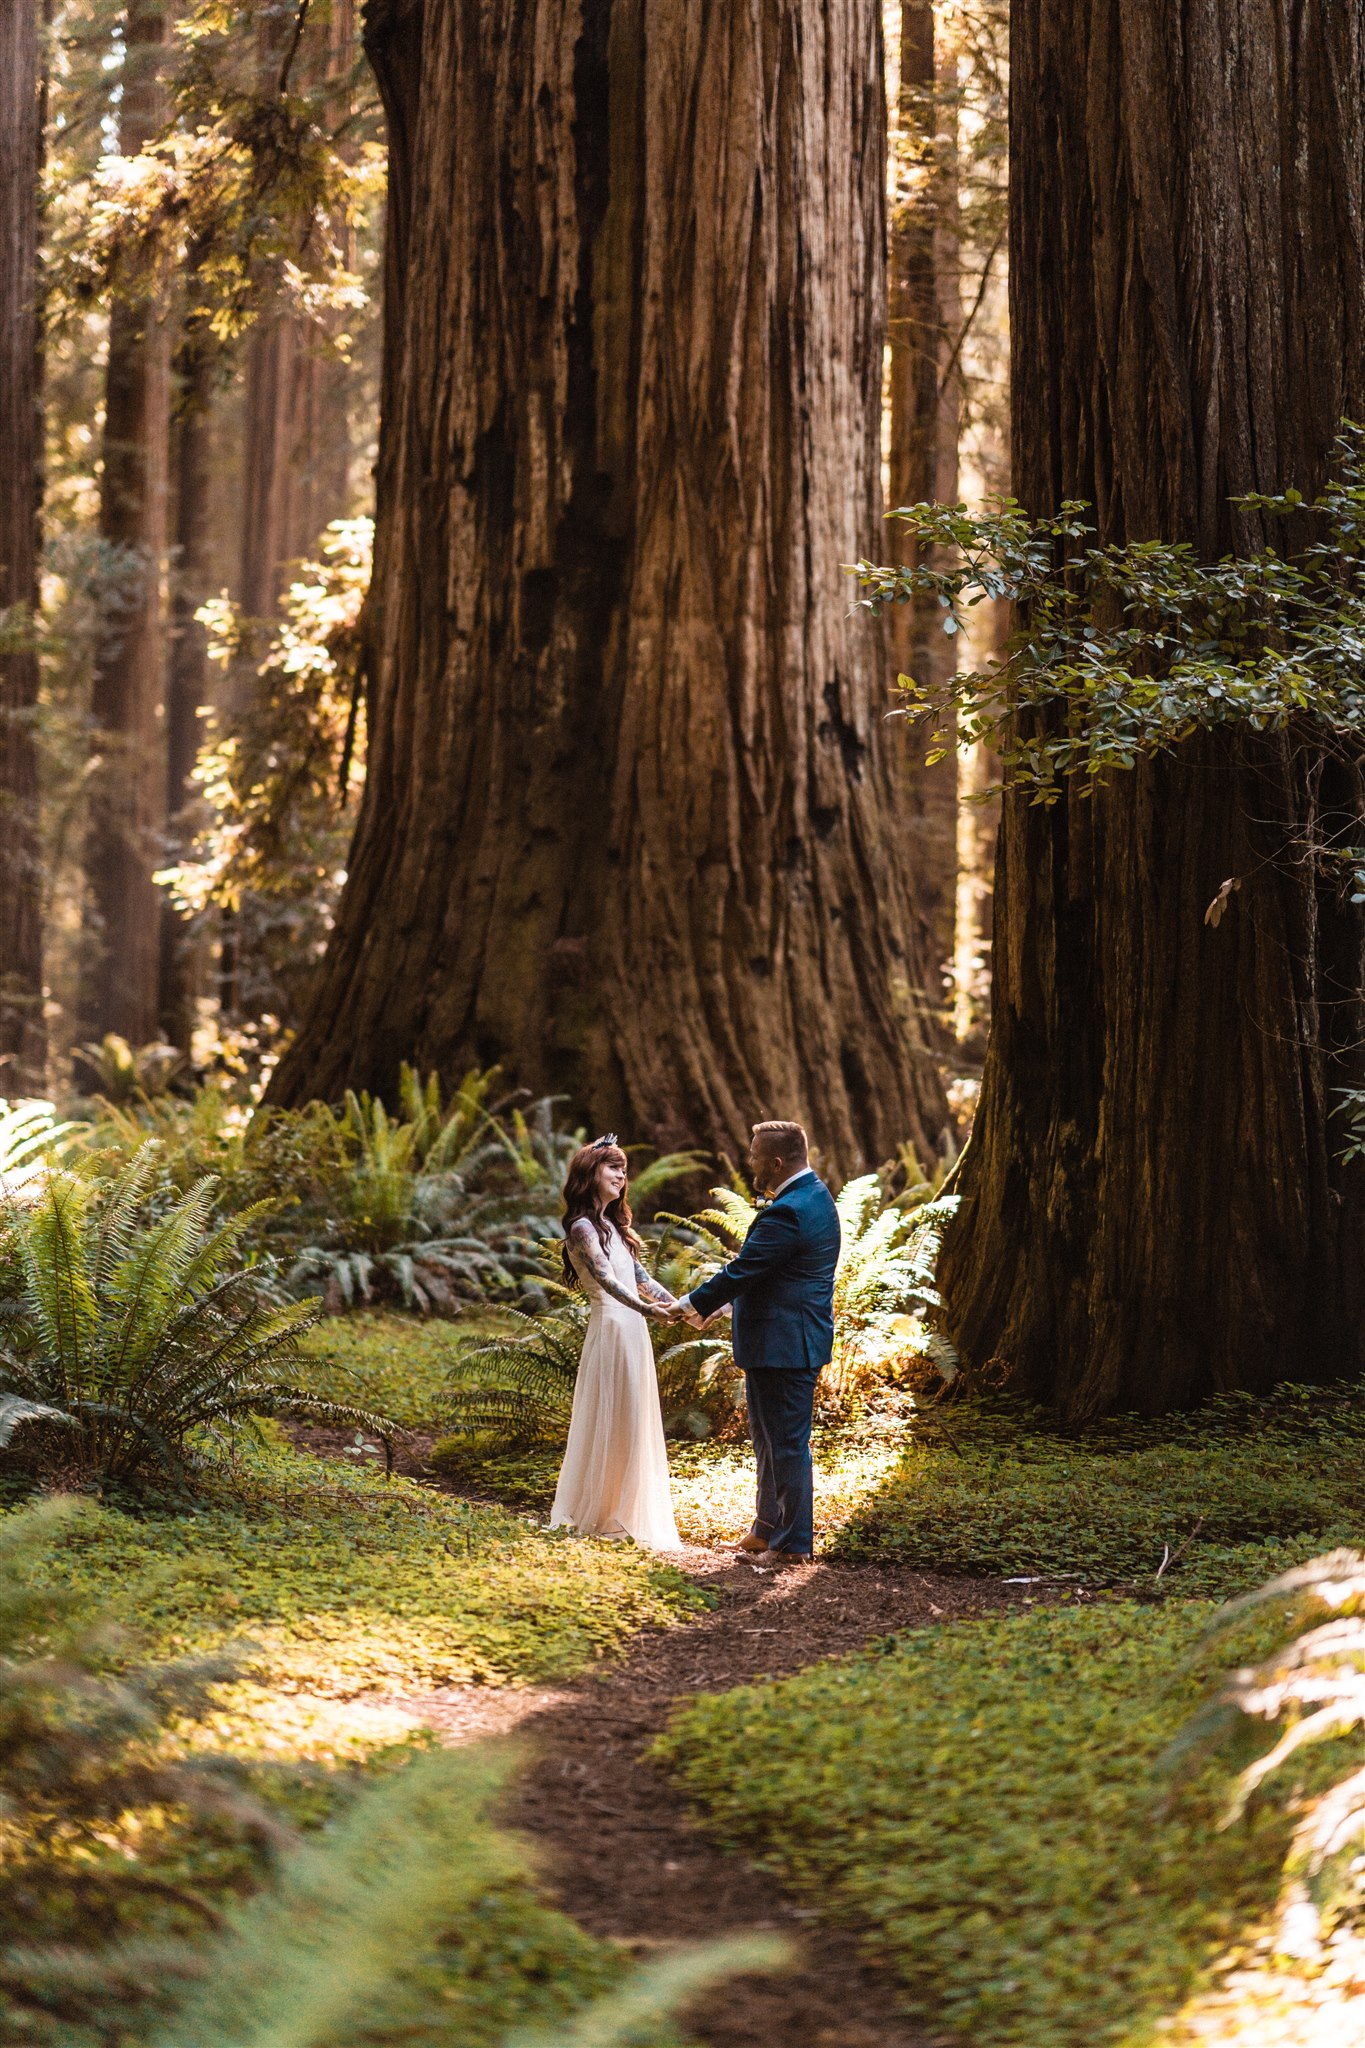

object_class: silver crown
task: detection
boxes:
[591,1132,619,1150]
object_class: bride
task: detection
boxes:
[550,1136,682,1550]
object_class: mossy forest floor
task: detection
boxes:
[12,1309,1365,2048]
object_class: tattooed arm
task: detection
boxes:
[632,1258,677,1311]
[567,1219,660,1317]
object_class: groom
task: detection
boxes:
[672,1121,840,1565]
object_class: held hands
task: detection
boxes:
[644,1293,712,1328]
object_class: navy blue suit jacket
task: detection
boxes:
[689,1172,841,1371]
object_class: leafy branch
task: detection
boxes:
[853,422,1365,807]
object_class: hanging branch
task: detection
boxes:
[937,219,1006,403]
[278,0,313,95]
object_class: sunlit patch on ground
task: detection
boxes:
[669,1430,906,1548]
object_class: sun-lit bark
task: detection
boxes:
[886,2,963,1009]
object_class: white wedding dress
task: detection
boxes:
[550,1222,681,1550]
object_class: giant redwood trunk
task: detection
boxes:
[0,0,45,1089]
[82,2,170,1046]
[940,0,1365,1413]
[271,0,948,1173]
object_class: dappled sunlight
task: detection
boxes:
[39,1442,705,1700]
[669,1430,906,1549]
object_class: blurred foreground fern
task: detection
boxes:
[159,1739,783,2048]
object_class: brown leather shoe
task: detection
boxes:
[735,1531,773,1554]
[749,1549,813,1568]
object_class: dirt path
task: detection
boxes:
[387,1546,1028,2048]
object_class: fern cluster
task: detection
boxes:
[80,1067,626,1318]
[278,1077,581,1314]
[1171,1548,1365,1936]
[660,1162,960,1422]
[444,1162,959,1448]
[0,1148,388,1486]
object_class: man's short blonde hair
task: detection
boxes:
[751,1120,809,1164]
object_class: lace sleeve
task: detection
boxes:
[633,1259,676,1309]
[567,1220,656,1316]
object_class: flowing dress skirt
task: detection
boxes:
[551,1299,680,1550]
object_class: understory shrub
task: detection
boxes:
[0,1150,387,1487]
[80,1068,703,1318]
[835,1387,1365,1595]
[659,1165,959,1423]
[655,1597,1349,2048]
[441,1163,958,1454]
[86,1068,575,1315]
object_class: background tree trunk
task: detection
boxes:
[271,0,948,1175]
[159,335,213,1046]
[237,0,355,634]
[238,317,348,624]
[887,2,962,1016]
[0,0,46,1090]
[941,0,1365,1414]
[81,1,170,1047]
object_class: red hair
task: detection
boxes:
[560,1141,642,1287]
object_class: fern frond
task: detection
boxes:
[6,1172,99,1399]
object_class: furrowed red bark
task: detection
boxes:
[271,0,948,1175]
[941,0,1365,1414]
[0,0,45,1089]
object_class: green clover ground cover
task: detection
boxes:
[833,1390,1365,1596]
[298,1309,511,1430]
[27,1438,703,1700]
[655,1599,1337,2048]
[1,1472,699,2048]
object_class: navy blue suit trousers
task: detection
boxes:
[744,1363,821,1556]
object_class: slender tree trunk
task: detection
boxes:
[82,2,170,1048]
[239,316,345,622]
[271,0,948,1174]
[887,2,962,1012]
[159,336,213,1046]
[941,0,1365,1414]
[950,590,1004,1054]
[238,0,354,631]
[0,0,45,1091]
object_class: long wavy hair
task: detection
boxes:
[560,1140,642,1287]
